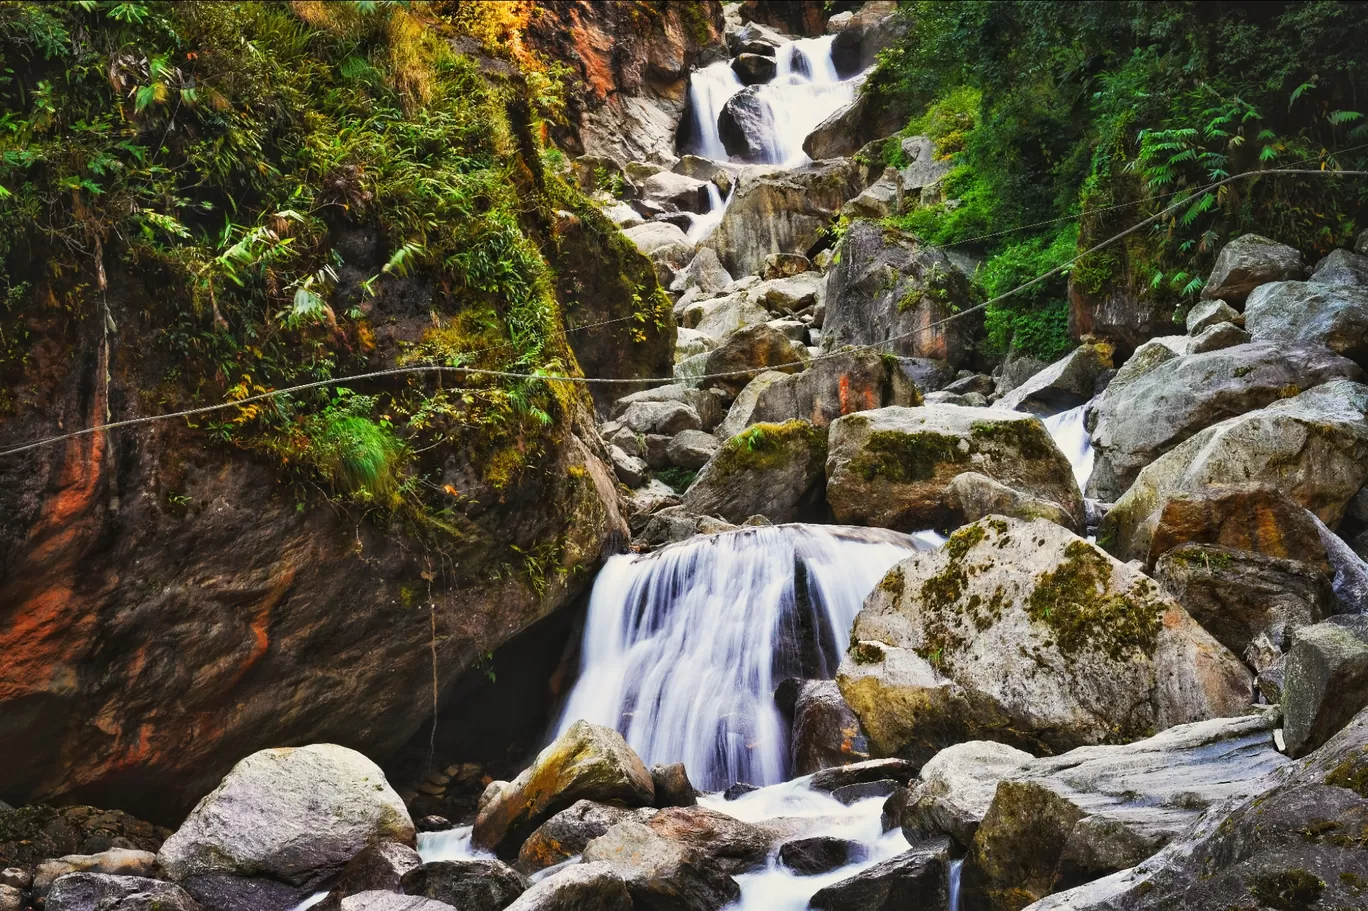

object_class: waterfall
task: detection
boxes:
[553,524,941,790]
[1042,402,1095,493]
[685,182,730,243]
[684,60,744,161]
[949,858,964,911]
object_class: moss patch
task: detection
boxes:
[850,429,966,483]
[712,421,827,477]
[970,418,1056,462]
[1248,869,1324,911]
[1325,748,1368,798]
[1026,540,1164,662]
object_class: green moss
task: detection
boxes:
[850,429,966,483]
[850,641,886,665]
[654,466,697,493]
[970,418,1056,462]
[1325,749,1368,798]
[1026,540,1164,662]
[1248,869,1324,911]
[712,421,826,477]
[879,566,907,597]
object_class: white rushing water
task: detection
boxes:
[701,777,911,911]
[686,181,731,243]
[1042,402,1095,493]
[553,524,942,790]
[684,35,860,167]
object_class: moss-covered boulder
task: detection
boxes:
[837,518,1252,763]
[682,420,829,524]
[825,405,1083,532]
[472,721,654,859]
[1099,380,1368,563]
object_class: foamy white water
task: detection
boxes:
[553,524,941,790]
[702,777,911,911]
[1043,403,1095,492]
[417,826,491,863]
[686,60,745,160]
[686,182,731,243]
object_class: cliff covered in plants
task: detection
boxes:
[0,0,684,822]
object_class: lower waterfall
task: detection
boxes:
[553,524,942,790]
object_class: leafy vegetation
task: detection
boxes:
[869,0,1368,357]
[0,0,656,542]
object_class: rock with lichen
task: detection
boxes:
[837,518,1252,764]
[682,420,828,524]
[825,406,1084,531]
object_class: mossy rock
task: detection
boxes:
[682,420,829,524]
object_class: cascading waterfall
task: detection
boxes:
[553,524,941,790]
[683,35,860,167]
[1042,402,1095,493]
[686,181,730,243]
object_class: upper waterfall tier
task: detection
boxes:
[553,524,942,790]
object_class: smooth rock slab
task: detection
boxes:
[157,745,414,886]
[778,837,861,875]
[963,711,1287,910]
[839,518,1252,762]
[1245,279,1368,368]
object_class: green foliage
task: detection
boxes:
[870,0,1368,358]
[304,390,405,501]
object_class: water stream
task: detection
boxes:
[553,524,941,790]
[1041,402,1095,493]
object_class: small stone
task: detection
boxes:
[778,837,861,876]
[1185,298,1242,334]
[831,780,899,805]
[723,783,758,801]
[417,816,451,833]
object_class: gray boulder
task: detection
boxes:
[157,745,414,887]
[500,863,631,911]
[640,171,709,214]
[1186,321,1249,353]
[316,842,422,911]
[581,821,740,911]
[824,405,1084,531]
[700,324,808,399]
[753,272,825,314]
[995,343,1114,416]
[761,253,811,280]
[706,160,863,277]
[1283,617,1368,757]
[1245,280,1368,369]
[180,873,310,911]
[808,845,947,911]
[666,430,718,470]
[777,837,861,875]
[46,874,202,911]
[802,91,907,162]
[716,370,789,439]
[472,721,655,858]
[340,893,454,911]
[1154,544,1331,655]
[1087,342,1362,502]
[33,850,157,901]
[1310,246,1368,287]
[687,292,771,341]
[838,518,1253,762]
[618,401,704,436]
[899,741,1032,848]
[516,801,650,875]
[669,247,732,296]
[829,0,907,78]
[682,420,828,524]
[808,758,918,793]
[400,860,527,911]
[822,222,976,368]
[612,385,724,433]
[717,86,776,161]
[1026,703,1368,911]
[640,806,775,876]
[945,471,1081,532]
[749,351,921,430]
[1200,233,1304,304]
[730,52,776,85]
[1184,298,1241,334]
[608,445,648,488]
[964,711,1287,910]
[1099,380,1368,562]
[649,764,698,809]
[622,222,693,286]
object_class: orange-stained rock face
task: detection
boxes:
[0,298,626,826]
[1147,482,1330,568]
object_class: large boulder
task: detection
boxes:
[1086,342,1362,502]
[1200,233,1305,304]
[687,292,772,342]
[1154,544,1332,656]
[639,171,709,214]
[1282,617,1368,758]
[1309,246,1368,287]
[899,741,1032,849]
[808,845,946,911]
[837,519,1253,763]
[400,860,528,911]
[500,862,631,911]
[642,806,774,876]
[516,801,651,875]
[802,90,908,162]
[46,874,202,911]
[995,343,1114,416]
[829,1,907,78]
[821,221,977,368]
[963,711,1287,911]
[1027,703,1368,911]
[699,324,809,398]
[824,405,1084,531]
[472,721,654,859]
[157,745,414,888]
[716,370,789,439]
[705,160,863,277]
[1144,482,1331,569]
[315,842,422,911]
[682,420,828,524]
[1098,380,1368,563]
[623,222,694,285]
[1244,280,1368,369]
[612,386,725,434]
[749,351,922,429]
[669,247,733,296]
[716,86,775,161]
[581,821,740,911]
[1184,298,1242,334]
